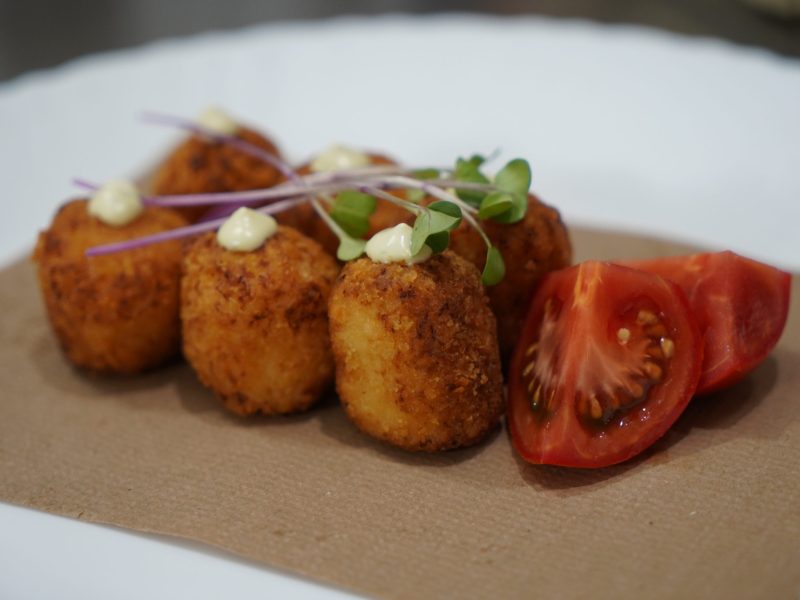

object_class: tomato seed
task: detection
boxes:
[546,389,556,411]
[660,337,675,358]
[642,362,663,380]
[637,310,659,325]
[523,360,535,377]
[628,382,644,398]
[589,396,603,419]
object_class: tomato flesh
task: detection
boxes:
[625,252,791,394]
[508,261,703,468]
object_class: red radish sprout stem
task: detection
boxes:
[84,197,305,257]
[141,110,297,180]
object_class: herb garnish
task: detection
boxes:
[79,112,532,286]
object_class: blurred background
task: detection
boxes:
[1,0,799,82]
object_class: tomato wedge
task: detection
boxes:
[508,261,703,468]
[624,252,791,395]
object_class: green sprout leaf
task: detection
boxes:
[336,236,367,261]
[410,201,462,255]
[482,246,506,286]
[425,231,450,254]
[454,156,490,207]
[489,193,527,224]
[490,159,531,224]
[330,191,377,238]
[428,200,462,222]
[405,188,426,203]
[461,155,486,169]
[494,158,531,196]
[413,168,440,180]
[411,212,432,256]
[478,192,513,220]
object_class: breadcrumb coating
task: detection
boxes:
[181,227,339,415]
[33,199,186,374]
[329,251,504,451]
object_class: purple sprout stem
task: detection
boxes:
[361,186,423,216]
[308,197,346,239]
[72,178,100,192]
[460,208,493,249]
[383,175,479,215]
[142,178,381,207]
[144,184,301,207]
[428,180,498,192]
[301,164,405,184]
[84,197,305,257]
[141,110,296,180]
[197,199,263,223]
[86,218,227,256]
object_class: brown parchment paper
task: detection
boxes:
[1,228,798,600]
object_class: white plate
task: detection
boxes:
[1,14,798,600]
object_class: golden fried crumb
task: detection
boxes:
[329,251,503,451]
[181,227,339,415]
[150,127,283,222]
[33,199,186,374]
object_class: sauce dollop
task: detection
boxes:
[88,180,143,227]
[217,207,277,252]
[310,144,371,173]
[197,106,238,136]
[365,223,432,265]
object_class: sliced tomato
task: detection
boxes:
[508,261,703,468]
[624,252,791,395]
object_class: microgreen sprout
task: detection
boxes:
[329,191,377,238]
[308,197,367,261]
[453,154,491,206]
[78,111,533,286]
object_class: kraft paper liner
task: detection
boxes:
[1,227,798,600]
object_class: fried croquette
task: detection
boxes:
[181,227,339,416]
[328,251,504,452]
[33,199,187,374]
[150,127,283,222]
[277,153,411,256]
[448,194,572,361]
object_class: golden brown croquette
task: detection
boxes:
[150,127,283,222]
[448,194,572,361]
[33,199,187,374]
[277,153,411,256]
[328,251,504,452]
[181,227,340,416]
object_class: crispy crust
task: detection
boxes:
[277,153,411,256]
[33,199,186,374]
[448,194,572,361]
[181,227,339,416]
[150,127,283,222]
[328,251,504,451]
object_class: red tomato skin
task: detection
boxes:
[508,262,703,469]
[625,252,791,395]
